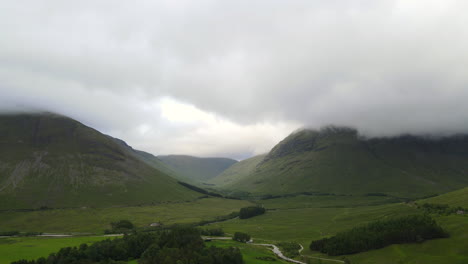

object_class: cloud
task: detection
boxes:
[150,97,299,159]
[1,0,468,157]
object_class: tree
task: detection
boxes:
[111,220,134,230]
[233,232,251,243]
[239,206,265,219]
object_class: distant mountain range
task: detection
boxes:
[211,126,468,198]
[2,113,468,209]
[0,113,201,210]
[158,155,237,183]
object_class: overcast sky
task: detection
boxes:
[1,0,468,159]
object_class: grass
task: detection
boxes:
[0,236,116,264]
[0,235,286,264]
[346,215,468,264]
[205,195,468,263]
[328,187,468,263]
[205,240,289,264]
[259,194,402,209]
[1,190,467,264]
[207,196,418,262]
[420,187,468,208]
[0,198,253,233]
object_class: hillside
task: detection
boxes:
[111,138,179,179]
[0,113,200,210]
[209,154,266,187]
[158,155,237,182]
[214,126,468,198]
[420,187,468,207]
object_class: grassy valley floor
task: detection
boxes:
[1,194,467,264]
[206,240,289,264]
[0,197,253,233]
[204,195,468,264]
[0,236,118,264]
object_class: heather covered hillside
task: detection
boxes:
[0,113,201,209]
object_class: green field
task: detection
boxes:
[346,215,468,264]
[204,195,468,263]
[0,197,253,233]
[206,240,289,264]
[259,194,402,209]
[0,237,289,264]
[209,197,414,244]
[0,236,116,264]
[2,193,467,264]
[420,187,468,208]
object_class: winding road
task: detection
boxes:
[203,237,344,264]
[252,243,306,264]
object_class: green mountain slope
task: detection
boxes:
[158,155,237,182]
[420,187,468,207]
[111,138,179,179]
[209,154,266,187]
[0,113,200,210]
[216,127,468,198]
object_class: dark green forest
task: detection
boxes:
[239,206,265,219]
[11,227,243,264]
[310,214,448,256]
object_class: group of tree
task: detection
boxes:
[104,220,135,234]
[232,232,251,243]
[239,206,265,219]
[11,227,244,264]
[416,203,467,215]
[0,231,42,237]
[309,214,448,256]
[197,212,239,226]
[199,228,225,236]
[276,242,301,258]
[177,181,223,197]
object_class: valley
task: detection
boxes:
[1,114,467,264]
[3,1,468,263]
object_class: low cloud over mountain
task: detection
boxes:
[2,0,468,158]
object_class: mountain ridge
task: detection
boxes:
[158,155,237,182]
[211,126,468,198]
[0,113,201,209]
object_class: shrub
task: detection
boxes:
[277,242,301,258]
[0,231,19,236]
[239,206,265,219]
[233,232,251,243]
[200,228,225,236]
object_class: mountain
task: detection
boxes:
[111,138,179,179]
[212,126,468,198]
[0,113,200,210]
[209,154,266,187]
[158,155,237,182]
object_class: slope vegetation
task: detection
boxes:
[0,113,200,209]
[209,154,266,187]
[215,127,468,198]
[420,186,468,207]
[158,155,237,182]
